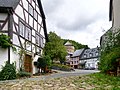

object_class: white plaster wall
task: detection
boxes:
[0,13,8,31]
[32,55,40,74]
[84,58,98,69]
[0,47,8,71]
[0,13,7,20]
[10,48,20,71]
[113,0,120,29]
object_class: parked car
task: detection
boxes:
[84,67,95,70]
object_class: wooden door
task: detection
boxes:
[24,54,32,73]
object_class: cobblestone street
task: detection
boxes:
[0,70,99,90]
[0,76,98,90]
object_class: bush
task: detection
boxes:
[37,55,52,73]
[100,29,120,75]
[100,47,120,73]
[0,62,16,81]
[17,71,31,78]
[51,64,73,71]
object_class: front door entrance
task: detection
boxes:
[24,54,32,73]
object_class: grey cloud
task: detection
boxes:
[42,0,111,48]
[56,12,105,31]
[42,0,64,15]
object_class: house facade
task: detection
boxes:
[80,48,99,69]
[71,49,85,68]
[64,41,99,69]
[100,28,113,51]
[100,0,120,51]
[0,0,48,74]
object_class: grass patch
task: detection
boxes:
[73,73,120,89]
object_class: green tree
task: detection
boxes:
[63,39,89,50]
[44,32,67,64]
[37,55,51,73]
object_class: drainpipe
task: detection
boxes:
[8,10,13,64]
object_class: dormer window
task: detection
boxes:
[92,49,95,52]
[96,52,98,56]
[89,53,93,57]
[84,54,87,58]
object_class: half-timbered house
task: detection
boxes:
[0,0,48,74]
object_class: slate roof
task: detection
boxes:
[80,48,99,60]
[72,49,85,57]
[0,0,20,9]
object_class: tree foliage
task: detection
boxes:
[63,39,89,50]
[44,32,67,64]
[37,55,51,68]
[0,34,11,48]
[37,55,52,73]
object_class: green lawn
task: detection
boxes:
[73,73,120,90]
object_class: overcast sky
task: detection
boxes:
[42,0,112,48]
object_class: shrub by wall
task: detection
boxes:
[100,47,120,73]
[51,64,74,71]
[0,62,16,80]
[17,71,31,78]
[0,34,11,48]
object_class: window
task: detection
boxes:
[71,62,73,64]
[84,54,87,58]
[25,27,31,40]
[91,49,95,52]
[29,15,33,27]
[19,21,25,37]
[40,37,43,47]
[36,34,39,45]
[34,10,38,20]
[29,4,33,16]
[88,63,90,67]
[74,61,76,64]
[96,52,98,56]
[89,53,93,57]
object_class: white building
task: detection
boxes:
[109,0,120,29]
[79,48,99,69]
[0,0,48,74]
[100,0,120,51]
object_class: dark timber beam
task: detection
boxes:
[109,0,113,21]
[8,12,13,64]
[37,0,49,42]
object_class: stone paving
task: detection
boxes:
[0,70,99,90]
[0,76,95,90]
